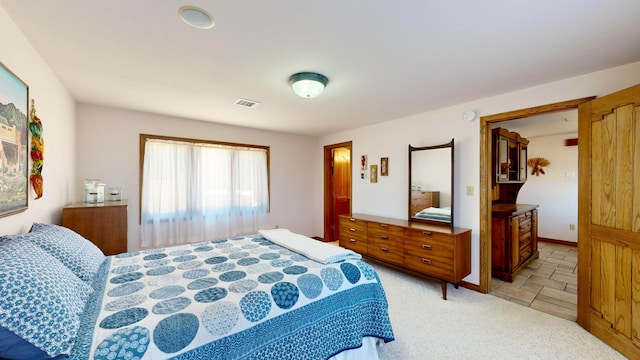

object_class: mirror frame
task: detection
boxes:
[408,138,454,228]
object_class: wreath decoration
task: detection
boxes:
[527,157,550,176]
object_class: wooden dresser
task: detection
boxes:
[410,190,440,215]
[491,203,538,282]
[62,200,128,256]
[339,213,471,299]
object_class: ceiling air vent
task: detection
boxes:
[234,98,260,108]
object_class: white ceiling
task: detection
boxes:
[2,1,639,137]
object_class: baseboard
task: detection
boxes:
[460,281,481,293]
[538,237,577,247]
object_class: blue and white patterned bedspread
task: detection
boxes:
[74,234,394,359]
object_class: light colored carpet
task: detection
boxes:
[372,263,626,360]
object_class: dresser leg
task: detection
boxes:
[441,281,447,300]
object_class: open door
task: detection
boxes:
[578,83,640,358]
[323,142,352,241]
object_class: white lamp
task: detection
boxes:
[289,72,329,98]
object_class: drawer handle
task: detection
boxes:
[380,247,389,252]
[422,231,432,236]
[349,238,356,243]
[421,244,432,250]
[380,235,389,240]
[349,218,356,222]
[349,228,356,232]
[421,258,431,264]
[380,224,388,228]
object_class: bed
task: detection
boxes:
[414,206,451,223]
[0,224,394,360]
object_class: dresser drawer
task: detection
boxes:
[404,238,453,260]
[368,230,404,245]
[518,232,532,262]
[339,226,368,254]
[367,222,405,237]
[368,235,403,250]
[519,245,532,262]
[368,241,404,265]
[405,228,454,248]
[339,216,367,231]
[519,217,531,233]
[404,254,454,281]
[368,220,405,265]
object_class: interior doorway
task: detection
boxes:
[323,142,352,242]
[478,97,595,294]
[487,110,580,319]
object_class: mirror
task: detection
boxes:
[408,139,454,227]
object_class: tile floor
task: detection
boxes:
[490,241,577,321]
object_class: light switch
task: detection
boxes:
[466,186,474,196]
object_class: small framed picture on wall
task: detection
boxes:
[380,157,388,176]
[370,165,378,183]
[360,155,368,179]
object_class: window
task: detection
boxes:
[139,134,269,248]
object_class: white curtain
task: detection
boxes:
[140,139,268,248]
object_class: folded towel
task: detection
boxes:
[258,228,362,264]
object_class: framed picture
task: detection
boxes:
[380,157,389,176]
[370,165,378,183]
[0,61,29,218]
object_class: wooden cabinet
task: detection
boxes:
[62,200,128,256]
[409,190,440,216]
[339,213,471,299]
[493,127,528,184]
[491,204,539,282]
[490,127,539,282]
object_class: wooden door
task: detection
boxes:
[332,147,351,241]
[578,83,640,358]
[323,142,352,242]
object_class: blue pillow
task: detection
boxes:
[0,240,93,358]
[28,223,106,283]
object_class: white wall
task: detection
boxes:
[518,133,578,243]
[75,104,320,251]
[319,60,640,285]
[0,6,76,235]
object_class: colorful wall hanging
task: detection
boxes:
[29,99,44,199]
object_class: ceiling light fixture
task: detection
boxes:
[178,6,215,29]
[289,72,329,98]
